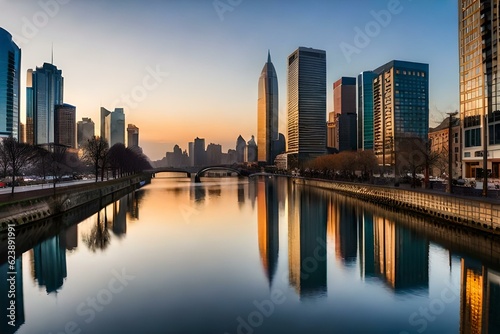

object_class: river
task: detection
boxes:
[2,175,500,334]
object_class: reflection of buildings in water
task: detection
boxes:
[257,179,279,287]
[237,183,245,207]
[0,257,24,334]
[327,196,357,264]
[460,259,500,333]
[112,197,127,237]
[190,184,206,202]
[208,186,221,197]
[32,235,67,294]
[276,177,287,213]
[248,179,257,209]
[127,191,142,220]
[288,187,327,299]
[358,210,375,278]
[64,224,78,251]
[372,216,429,291]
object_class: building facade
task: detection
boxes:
[331,77,357,152]
[428,117,461,178]
[0,28,21,140]
[236,135,246,163]
[257,51,279,165]
[194,137,206,166]
[77,117,95,148]
[459,0,500,178]
[287,47,327,168]
[30,63,64,145]
[372,60,429,174]
[54,103,76,148]
[357,71,376,150]
[246,135,258,163]
[26,69,34,144]
[127,124,139,148]
[101,107,125,147]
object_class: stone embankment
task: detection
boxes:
[0,174,150,233]
[295,178,500,235]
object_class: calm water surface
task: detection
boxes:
[2,176,500,334]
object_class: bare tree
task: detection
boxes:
[2,136,37,195]
[47,144,70,192]
[0,140,9,178]
[397,137,428,188]
[82,209,111,252]
[82,136,109,182]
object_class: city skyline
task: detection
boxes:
[1,0,459,160]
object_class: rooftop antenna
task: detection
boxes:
[51,43,54,64]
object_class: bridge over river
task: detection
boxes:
[146,165,274,182]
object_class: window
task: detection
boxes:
[465,128,481,147]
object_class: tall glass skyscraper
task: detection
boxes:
[30,63,64,145]
[257,51,279,165]
[357,71,376,150]
[287,47,327,168]
[459,0,500,179]
[101,107,125,147]
[26,69,34,144]
[372,60,429,172]
[0,28,21,140]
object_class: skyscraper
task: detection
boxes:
[30,63,64,145]
[459,0,500,179]
[194,137,206,166]
[127,124,139,148]
[236,135,246,163]
[257,51,279,165]
[0,28,21,140]
[357,71,376,150]
[372,60,429,173]
[77,117,95,148]
[54,104,76,148]
[26,69,34,144]
[101,107,125,147]
[332,77,357,152]
[287,47,327,168]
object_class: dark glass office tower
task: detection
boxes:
[287,47,327,168]
[357,71,376,150]
[0,28,21,140]
[31,63,64,145]
[372,60,429,173]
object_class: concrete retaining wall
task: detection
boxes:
[296,178,500,235]
[0,174,150,232]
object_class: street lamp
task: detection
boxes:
[482,112,489,197]
[447,111,458,194]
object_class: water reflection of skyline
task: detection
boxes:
[257,178,279,287]
[2,180,500,333]
[460,258,500,333]
[288,184,328,299]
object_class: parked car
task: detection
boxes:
[0,181,6,188]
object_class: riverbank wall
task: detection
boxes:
[295,178,500,235]
[0,174,150,233]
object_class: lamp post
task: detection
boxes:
[482,113,489,197]
[447,111,458,194]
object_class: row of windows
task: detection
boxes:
[395,70,426,77]
[465,128,482,147]
[489,122,500,145]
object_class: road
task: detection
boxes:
[0,179,96,195]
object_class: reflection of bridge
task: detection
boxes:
[147,165,274,183]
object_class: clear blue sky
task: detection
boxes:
[1,0,459,160]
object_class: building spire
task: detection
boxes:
[267,49,271,63]
[51,43,54,64]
